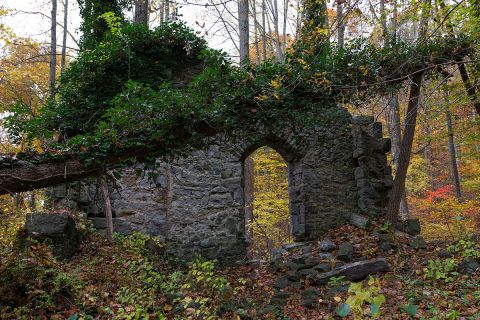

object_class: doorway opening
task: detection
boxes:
[244,146,291,259]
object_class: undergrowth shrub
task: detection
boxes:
[336,276,386,319]
[0,242,82,318]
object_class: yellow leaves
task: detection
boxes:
[296,58,311,70]
[254,77,284,102]
[254,94,269,101]
[359,65,370,76]
[269,79,281,89]
[316,27,330,36]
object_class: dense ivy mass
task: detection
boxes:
[5,21,475,166]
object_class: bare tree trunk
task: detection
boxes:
[60,0,68,73]
[261,0,267,60]
[239,0,250,64]
[244,156,254,242]
[49,0,57,96]
[252,0,260,63]
[443,83,462,200]
[134,0,149,25]
[381,0,409,218]
[337,0,345,48]
[379,0,388,41]
[295,0,302,41]
[458,63,480,116]
[387,0,430,224]
[267,0,283,62]
[281,0,289,57]
[386,72,424,224]
[159,0,165,24]
[100,177,113,240]
[165,0,170,21]
[389,93,410,218]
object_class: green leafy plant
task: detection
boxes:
[337,276,386,319]
[423,258,459,283]
[327,275,348,288]
[448,239,480,260]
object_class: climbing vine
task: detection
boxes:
[4,17,475,171]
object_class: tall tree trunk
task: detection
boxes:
[458,63,480,116]
[381,0,409,218]
[239,0,250,64]
[261,0,267,60]
[165,0,170,21]
[386,72,424,223]
[252,0,260,63]
[387,0,430,224]
[100,177,113,240]
[295,0,302,41]
[443,83,462,200]
[379,0,388,41]
[159,0,165,24]
[60,0,68,73]
[49,0,57,96]
[281,0,289,58]
[337,0,345,48]
[389,93,410,218]
[134,0,149,25]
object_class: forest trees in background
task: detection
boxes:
[247,147,290,258]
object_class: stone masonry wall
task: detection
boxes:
[51,109,392,262]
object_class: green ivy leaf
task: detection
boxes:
[402,304,418,316]
[336,303,350,317]
[370,304,380,316]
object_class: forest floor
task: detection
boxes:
[1,217,480,320]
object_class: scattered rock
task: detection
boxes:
[284,261,304,271]
[318,238,336,252]
[22,213,80,259]
[410,235,427,250]
[458,259,480,275]
[380,242,394,252]
[304,257,321,268]
[300,288,320,307]
[313,258,391,285]
[270,291,291,306]
[286,271,301,281]
[271,247,287,262]
[397,218,421,236]
[246,259,263,269]
[268,259,284,273]
[350,213,370,229]
[373,229,391,243]
[297,268,317,278]
[437,249,453,259]
[337,242,354,262]
[274,277,292,289]
[318,253,334,260]
[314,263,332,273]
[302,244,312,255]
[282,242,307,252]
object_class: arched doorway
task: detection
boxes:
[244,146,291,259]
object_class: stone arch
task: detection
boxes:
[240,136,303,255]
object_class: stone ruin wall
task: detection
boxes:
[51,111,393,262]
